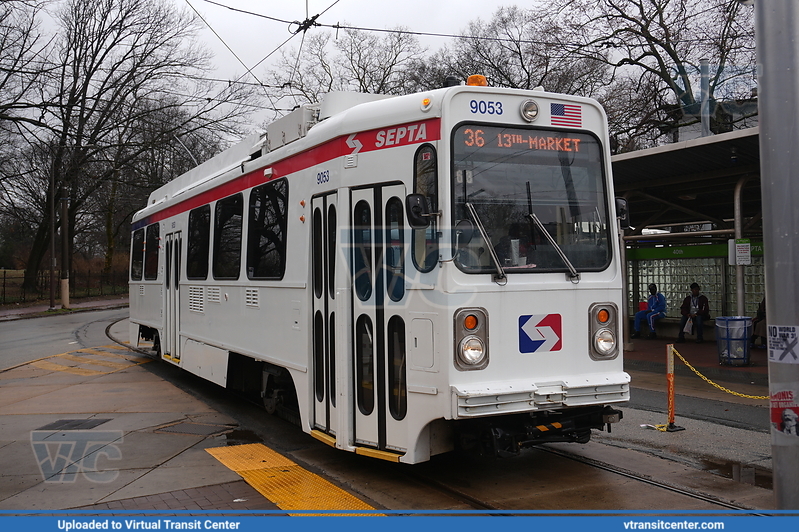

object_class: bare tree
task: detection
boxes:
[0,1,50,131]
[556,0,756,147]
[265,26,426,107]
[439,6,610,95]
[0,1,52,187]
[4,0,259,290]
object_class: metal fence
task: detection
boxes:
[0,269,129,305]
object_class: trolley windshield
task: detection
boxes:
[452,125,611,274]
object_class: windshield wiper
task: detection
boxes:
[526,182,580,283]
[465,202,506,283]
[527,212,580,282]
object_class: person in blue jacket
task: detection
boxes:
[631,283,667,339]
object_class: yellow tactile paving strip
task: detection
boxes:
[18,345,150,376]
[206,443,380,516]
[31,359,105,376]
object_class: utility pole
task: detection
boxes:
[60,184,69,309]
[756,0,799,508]
[48,172,56,311]
[699,58,711,138]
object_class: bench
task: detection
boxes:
[628,316,717,341]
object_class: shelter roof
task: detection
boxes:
[611,127,761,242]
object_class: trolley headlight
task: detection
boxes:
[593,329,616,356]
[588,303,620,359]
[459,336,486,365]
[520,99,539,122]
[454,308,489,370]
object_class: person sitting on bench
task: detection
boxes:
[632,283,666,339]
[677,282,710,344]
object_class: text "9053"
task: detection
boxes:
[470,100,503,115]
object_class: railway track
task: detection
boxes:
[391,444,767,513]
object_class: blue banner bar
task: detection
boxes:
[0,514,795,532]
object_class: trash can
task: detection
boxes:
[716,316,752,366]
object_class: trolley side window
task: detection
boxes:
[187,205,211,280]
[353,200,372,301]
[388,315,407,420]
[412,144,438,273]
[131,228,144,281]
[356,314,374,415]
[144,224,160,280]
[213,193,243,280]
[247,179,288,280]
[385,197,405,302]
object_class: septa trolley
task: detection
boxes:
[129,76,629,463]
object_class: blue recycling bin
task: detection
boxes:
[716,316,752,366]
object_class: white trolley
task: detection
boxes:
[129,76,629,463]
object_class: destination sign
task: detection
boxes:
[461,127,582,153]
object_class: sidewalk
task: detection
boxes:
[624,333,768,387]
[0,296,130,322]
[0,313,276,511]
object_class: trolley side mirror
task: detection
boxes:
[406,194,430,229]
[615,197,630,230]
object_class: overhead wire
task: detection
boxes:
[186,0,752,119]
[185,0,266,88]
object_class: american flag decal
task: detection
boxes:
[550,103,582,127]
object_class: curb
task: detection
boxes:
[0,301,129,322]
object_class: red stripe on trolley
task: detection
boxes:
[133,117,441,229]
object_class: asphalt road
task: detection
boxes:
[0,308,129,370]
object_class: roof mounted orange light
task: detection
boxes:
[467,75,488,87]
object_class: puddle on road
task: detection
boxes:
[699,459,772,490]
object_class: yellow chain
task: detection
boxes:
[671,347,768,400]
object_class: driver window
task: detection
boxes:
[412,144,438,272]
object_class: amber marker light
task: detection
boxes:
[597,308,610,323]
[421,96,433,112]
[464,314,479,331]
[467,75,488,86]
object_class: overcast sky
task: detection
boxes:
[187,0,501,83]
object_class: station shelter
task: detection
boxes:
[611,127,763,338]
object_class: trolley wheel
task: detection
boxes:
[261,373,280,414]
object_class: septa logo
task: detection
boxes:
[519,314,562,353]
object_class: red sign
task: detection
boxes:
[348,118,441,154]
